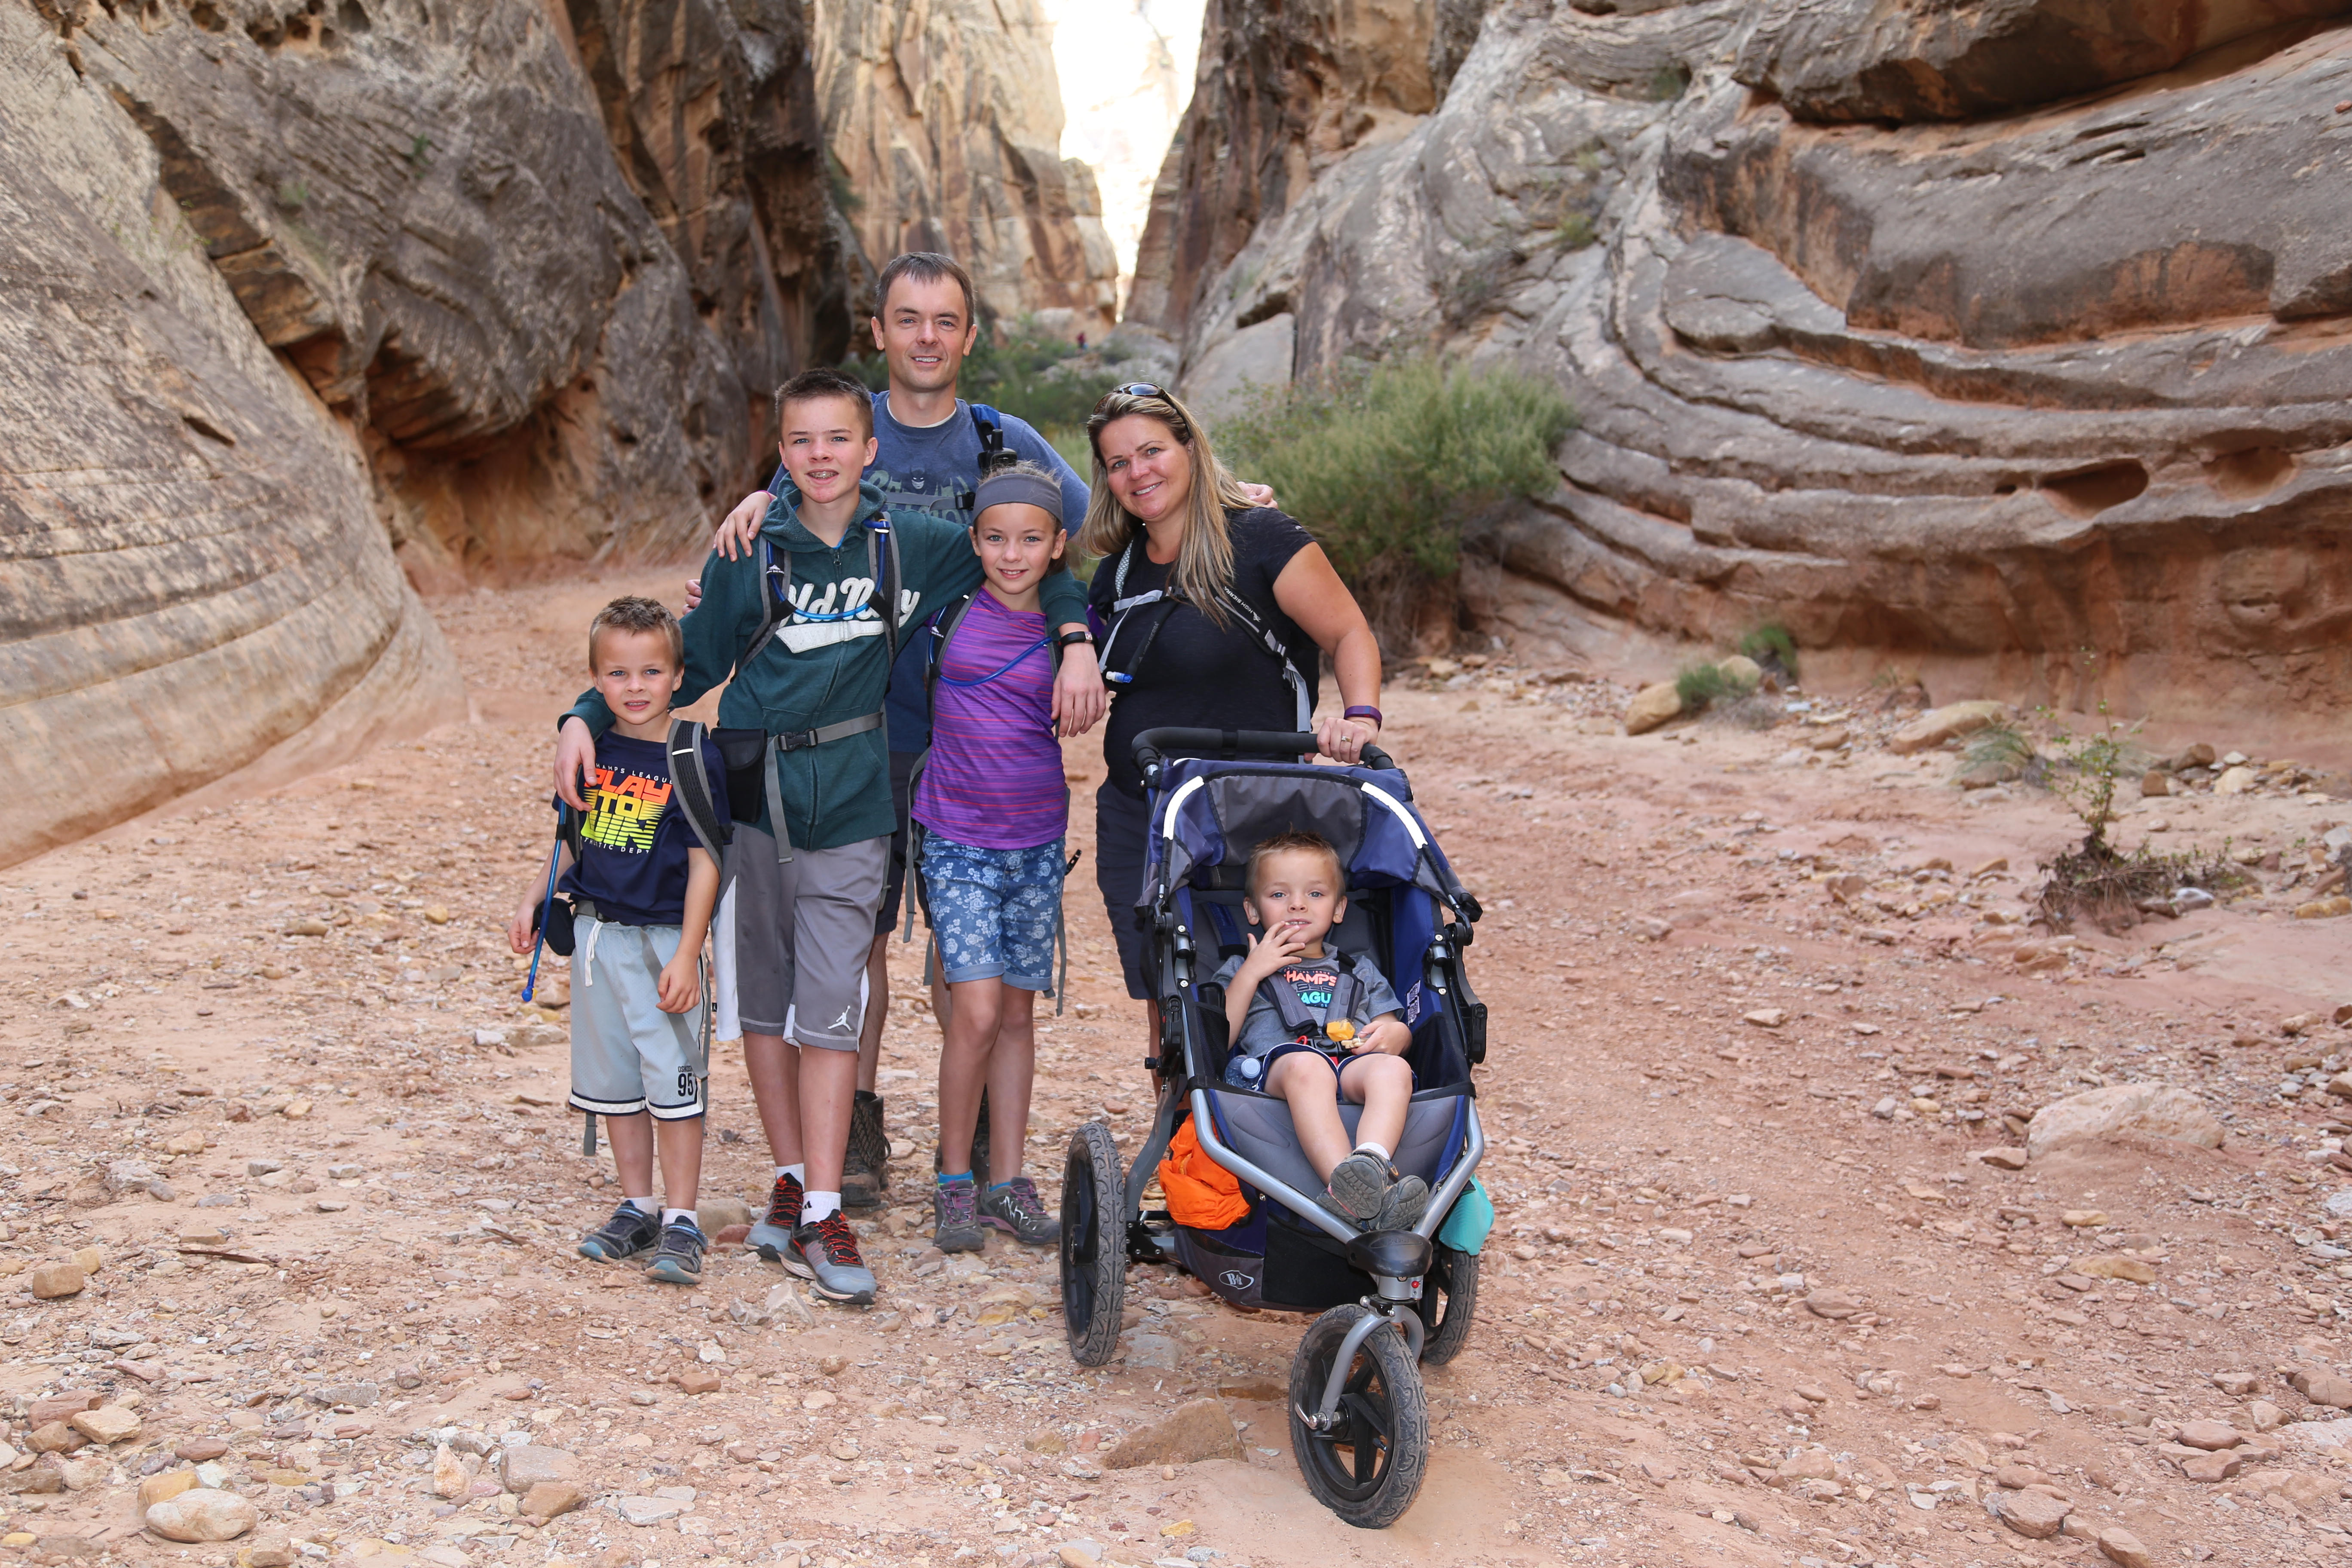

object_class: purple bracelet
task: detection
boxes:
[1343,704,1382,729]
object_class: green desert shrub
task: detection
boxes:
[1220,357,1574,572]
[1216,356,1576,649]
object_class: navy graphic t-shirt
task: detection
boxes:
[557,732,726,926]
[1212,950,1403,1063]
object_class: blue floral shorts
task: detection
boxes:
[919,832,1065,990]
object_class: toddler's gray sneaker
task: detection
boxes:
[644,1218,707,1285]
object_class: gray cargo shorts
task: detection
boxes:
[568,916,707,1121]
[715,827,888,1050]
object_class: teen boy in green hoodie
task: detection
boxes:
[553,368,1101,1303]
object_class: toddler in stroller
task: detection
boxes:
[1214,829,1429,1232]
[1057,729,1493,1528]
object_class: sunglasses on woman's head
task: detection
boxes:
[1095,383,1165,411]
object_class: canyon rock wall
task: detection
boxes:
[812,0,1120,338]
[1141,0,2352,723]
[1,0,851,866]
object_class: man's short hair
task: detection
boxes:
[876,251,977,325]
[1245,830,1344,897]
[588,595,683,669]
[773,366,875,441]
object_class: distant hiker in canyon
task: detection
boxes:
[1078,384,1386,1069]
[552,366,1100,1305]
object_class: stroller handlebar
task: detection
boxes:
[1131,728,1395,787]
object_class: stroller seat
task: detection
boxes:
[1192,892,1469,1205]
[1201,1082,1468,1206]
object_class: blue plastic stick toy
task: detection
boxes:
[521,806,567,1003]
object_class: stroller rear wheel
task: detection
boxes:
[1286,1304,1429,1528]
[1413,1244,1479,1366]
[1059,1121,1127,1366]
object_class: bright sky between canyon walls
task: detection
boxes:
[1046,0,1204,285]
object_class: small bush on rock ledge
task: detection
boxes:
[1217,356,1577,652]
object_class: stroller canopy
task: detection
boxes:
[1142,758,1472,915]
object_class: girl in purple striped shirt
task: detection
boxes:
[917,462,1090,1252]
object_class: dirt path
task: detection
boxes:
[7,570,2352,1568]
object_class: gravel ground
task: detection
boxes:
[5,572,2352,1568]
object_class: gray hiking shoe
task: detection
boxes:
[1325,1151,1392,1223]
[933,1174,983,1253]
[843,1090,890,1213]
[978,1176,1060,1246]
[747,1171,803,1262]
[644,1218,707,1285]
[785,1213,876,1305]
[1371,1174,1430,1233]
[579,1202,661,1262]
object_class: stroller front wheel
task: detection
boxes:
[1059,1121,1127,1366]
[1286,1303,1430,1528]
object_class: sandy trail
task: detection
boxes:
[7,568,2352,1568]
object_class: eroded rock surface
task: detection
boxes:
[1,0,866,863]
[0,1,459,869]
[812,0,1118,336]
[1737,0,2352,123]
[1139,0,2352,720]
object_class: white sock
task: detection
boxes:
[775,1164,805,1185]
[661,1207,695,1228]
[1353,1140,1391,1164]
[625,1195,656,1213]
[802,1190,842,1225]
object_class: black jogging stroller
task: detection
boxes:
[1057,729,1492,1528]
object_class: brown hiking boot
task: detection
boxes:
[843,1089,891,1213]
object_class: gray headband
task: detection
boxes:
[974,470,1064,519]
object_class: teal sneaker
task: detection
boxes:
[644,1218,707,1285]
[579,1202,660,1262]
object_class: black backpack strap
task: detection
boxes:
[741,536,790,668]
[898,591,980,943]
[665,719,731,856]
[867,513,900,669]
[957,404,1010,509]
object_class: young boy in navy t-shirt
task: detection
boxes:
[508,597,723,1284]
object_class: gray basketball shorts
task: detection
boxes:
[715,827,888,1051]
[568,916,708,1121]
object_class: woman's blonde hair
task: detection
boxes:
[1077,385,1257,625]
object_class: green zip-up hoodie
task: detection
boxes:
[564,478,1090,850]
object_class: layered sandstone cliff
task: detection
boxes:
[1139,0,2352,722]
[812,0,1121,336]
[1,0,849,866]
